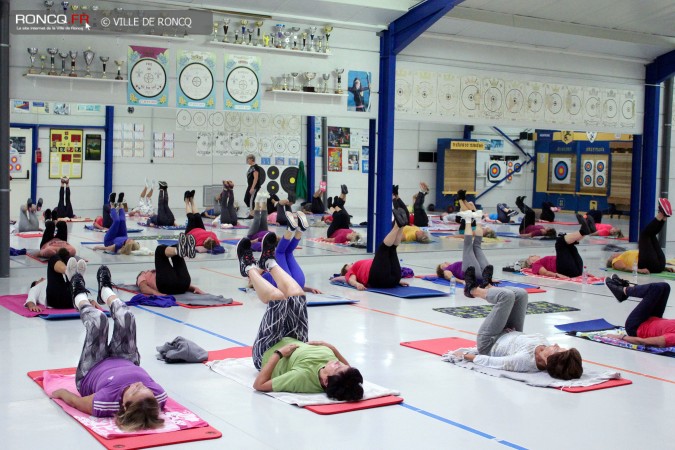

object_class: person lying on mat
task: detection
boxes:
[17,197,43,232]
[606,200,672,274]
[308,186,326,214]
[24,250,87,311]
[401,225,432,243]
[519,215,592,279]
[411,182,431,227]
[436,213,494,283]
[589,223,623,238]
[184,191,221,252]
[325,185,352,235]
[53,176,76,219]
[136,235,204,296]
[333,208,410,290]
[515,196,557,238]
[236,237,363,400]
[539,201,558,222]
[496,202,519,224]
[51,267,168,431]
[453,274,583,380]
[39,210,77,258]
[127,179,157,218]
[605,277,675,347]
[212,180,238,227]
[146,181,176,227]
[93,206,140,255]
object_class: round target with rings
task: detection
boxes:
[584,174,593,186]
[514,163,522,172]
[554,161,569,181]
[267,181,279,195]
[595,175,605,187]
[584,161,593,172]
[596,161,605,172]
[507,161,513,167]
[267,166,279,180]
[488,163,502,178]
[280,167,298,193]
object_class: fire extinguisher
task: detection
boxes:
[35,147,42,164]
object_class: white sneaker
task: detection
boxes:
[221,223,233,229]
[76,259,87,275]
[65,257,78,280]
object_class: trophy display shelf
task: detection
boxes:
[265,88,347,98]
[24,73,127,83]
[206,41,331,57]
[86,30,194,42]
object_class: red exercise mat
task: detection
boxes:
[27,368,222,450]
[178,301,243,309]
[15,232,43,238]
[207,346,253,361]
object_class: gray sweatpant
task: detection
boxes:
[461,235,490,273]
[18,206,40,232]
[476,287,529,355]
[75,299,140,391]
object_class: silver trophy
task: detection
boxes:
[46,48,59,75]
[281,73,289,91]
[39,54,46,74]
[309,26,317,51]
[247,28,253,45]
[27,48,39,74]
[324,26,333,53]
[274,24,285,48]
[317,36,324,53]
[83,47,95,78]
[240,20,248,44]
[270,76,278,91]
[303,72,316,92]
[291,27,300,50]
[68,50,78,77]
[44,1,54,13]
[59,51,68,76]
[99,56,109,78]
[335,68,344,93]
[301,32,308,51]
[322,73,331,93]
[290,72,300,91]
[114,59,124,80]
[61,1,69,13]
[222,19,230,43]
[255,21,264,46]
[283,31,292,49]
[212,21,219,42]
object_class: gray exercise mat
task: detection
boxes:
[118,283,232,305]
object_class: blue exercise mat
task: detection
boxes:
[554,319,618,333]
[157,239,179,246]
[421,276,540,290]
[84,224,143,233]
[330,280,446,298]
[40,310,110,321]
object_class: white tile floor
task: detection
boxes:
[3,213,673,450]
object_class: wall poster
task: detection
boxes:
[49,128,83,179]
[128,45,169,107]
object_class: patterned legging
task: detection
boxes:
[75,299,140,391]
[252,295,308,370]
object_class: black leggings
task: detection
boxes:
[55,186,74,219]
[413,191,429,227]
[102,204,113,228]
[40,220,68,249]
[46,252,71,309]
[368,243,401,288]
[311,196,325,214]
[638,218,666,273]
[219,189,238,226]
[518,204,536,233]
[154,190,175,226]
[625,283,670,336]
[327,209,350,238]
[244,186,259,210]
[554,235,583,277]
[185,213,205,234]
[154,245,191,295]
[540,202,555,222]
[276,204,291,226]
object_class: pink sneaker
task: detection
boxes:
[319,181,327,192]
[658,198,672,217]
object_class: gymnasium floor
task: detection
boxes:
[3,212,672,450]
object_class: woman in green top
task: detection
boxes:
[237,236,364,401]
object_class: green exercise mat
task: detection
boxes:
[434,301,579,319]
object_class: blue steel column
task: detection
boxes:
[629,135,642,242]
[306,116,316,196]
[639,85,660,230]
[367,118,376,253]
[374,29,396,246]
[104,106,114,203]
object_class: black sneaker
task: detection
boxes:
[393,207,408,228]
[177,232,189,258]
[258,233,278,271]
[285,210,298,231]
[392,185,399,196]
[70,273,90,309]
[480,265,494,287]
[605,277,628,302]
[36,198,43,211]
[585,213,597,233]
[457,189,466,201]
[190,190,196,199]
[327,197,333,209]
[109,192,116,204]
[296,210,309,231]
[51,209,59,221]
[26,198,33,209]
[158,181,168,190]
[96,265,114,305]
[236,237,256,277]
[117,192,124,204]
[43,208,52,221]
[576,214,591,236]
[611,274,632,288]
[464,266,478,298]
[341,184,349,195]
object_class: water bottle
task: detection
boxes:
[582,266,588,285]
[632,261,638,282]
[449,276,457,296]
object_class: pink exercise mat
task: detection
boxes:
[0,294,79,318]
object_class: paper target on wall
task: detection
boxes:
[287,138,300,154]
[230,133,244,155]
[196,132,212,156]
[460,76,481,118]
[259,137,273,156]
[273,115,285,132]
[602,88,619,128]
[487,161,505,183]
[273,138,287,154]
[583,87,601,126]
[267,166,280,180]
[544,84,565,124]
[619,90,636,129]
[213,131,229,156]
[266,180,279,195]
[436,72,459,117]
[524,82,545,122]
[595,174,606,188]
[192,111,207,130]
[412,71,437,115]
[225,112,241,132]
[242,135,258,154]
[395,68,413,113]
[594,158,607,188]
[177,50,216,110]
[208,112,224,129]
[513,162,523,174]
[280,167,299,194]
[581,159,595,187]
[507,168,514,182]
[504,80,525,121]
[482,78,504,120]
[286,116,300,133]
[565,86,583,124]
[551,158,571,184]
[176,109,192,130]
[240,113,256,133]
[256,113,271,132]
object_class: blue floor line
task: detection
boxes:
[133,305,526,448]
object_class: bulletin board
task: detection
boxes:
[49,128,83,179]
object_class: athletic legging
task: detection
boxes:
[637,217,666,273]
[40,220,68,249]
[413,191,429,227]
[540,202,555,222]
[55,186,74,219]
[554,235,583,277]
[624,283,670,337]
[496,203,510,223]
[266,194,280,214]
[247,209,269,237]
[154,244,191,295]
[102,204,113,228]
[262,236,304,288]
[252,294,308,370]
[311,196,325,214]
[327,208,350,238]
[244,186,259,210]
[104,208,128,247]
[153,189,175,226]
[219,189,238,226]
[185,213,205,234]
[75,299,140,391]
[367,242,401,288]
[46,252,71,309]
[518,204,536,233]
[18,205,40,232]
[587,209,603,224]
[276,203,290,226]
[462,235,490,275]
[476,287,528,355]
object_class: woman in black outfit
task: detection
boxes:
[637,203,670,273]
[348,76,370,112]
[147,183,175,227]
[540,201,556,222]
[412,182,430,227]
[55,177,75,219]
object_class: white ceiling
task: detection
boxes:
[104,0,675,61]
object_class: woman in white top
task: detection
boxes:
[453,274,583,379]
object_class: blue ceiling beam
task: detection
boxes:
[392,0,465,55]
[646,48,675,84]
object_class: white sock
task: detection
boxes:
[101,287,115,304]
[265,259,278,270]
[75,293,88,310]
[244,264,256,274]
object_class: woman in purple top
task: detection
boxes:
[515,197,556,238]
[93,206,140,255]
[51,266,167,432]
[436,213,494,285]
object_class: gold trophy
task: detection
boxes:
[324,25,333,53]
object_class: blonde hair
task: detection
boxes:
[521,258,533,268]
[417,233,431,243]
[610,229,624,238]
[116,397,164,432]
[119,240,140,255]
[348,232,361,243]
[483,229,496,239]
